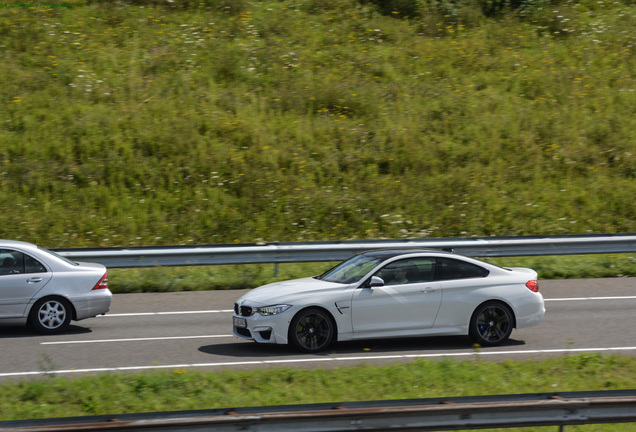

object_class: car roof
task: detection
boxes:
[0,239,39,250]
[356,248,457,260]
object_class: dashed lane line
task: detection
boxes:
[40,335,233,345]
[101,310,233,317]
[98,297,636,318]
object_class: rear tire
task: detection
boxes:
[288,308,335,353]
[469,301,513,346]
[30,297,72,335]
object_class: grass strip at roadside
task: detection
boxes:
[107,254,636,293]
[1,353,635,429]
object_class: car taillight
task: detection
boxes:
[526,280,539,292]
[92,272,109,290]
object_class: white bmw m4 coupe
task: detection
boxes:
[233,249,545,352]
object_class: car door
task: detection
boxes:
[0,250,52,318]
[350,258,442,336]
[430,257,492,327]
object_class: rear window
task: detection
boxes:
[39,247,79,266]
[435,257,489,281]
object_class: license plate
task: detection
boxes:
[233,316,247,328]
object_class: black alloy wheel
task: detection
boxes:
[289,308,335,353]
[469,301,513,346]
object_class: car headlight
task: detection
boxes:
[255,304,292,316]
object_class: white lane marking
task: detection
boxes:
[55,297,632,346]
[99,297,636,318]
[42,296,629,347]
[41,335,233,345]
[101,310,233,317]
[546,296,636,302]
[3,346,636,378]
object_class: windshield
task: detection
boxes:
[316,254,384,284]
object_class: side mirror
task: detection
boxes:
[369,276,385,287]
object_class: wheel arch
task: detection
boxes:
[289,305,339,342]
[471,299,517,329]
[28,295,77,322]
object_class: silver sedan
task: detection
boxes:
[0,239,112,334]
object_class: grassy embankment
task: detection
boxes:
[2,0,635,291]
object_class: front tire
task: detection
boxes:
[469,301,513,346]
[289,308,335,353]
[30,297,72,335]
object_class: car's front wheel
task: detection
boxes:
[289,308,335,353]
[469,301,513,346]
[30,297,72,335]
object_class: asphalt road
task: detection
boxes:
[1,278,636,381]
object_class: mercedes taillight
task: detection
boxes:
[92,272,109,290]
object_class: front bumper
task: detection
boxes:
[232,312,291,345]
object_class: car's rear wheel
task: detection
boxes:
[289,308,335,353]
[30,297,72,335]
[469,301,513,346]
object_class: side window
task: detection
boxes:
[435,257,488,281]
[0,250,46,275]
[376,258,436,285]
[25,255,47,273]
[0,249,22,275]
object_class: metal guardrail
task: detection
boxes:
[2,390,636,431]
[53,233,636,268]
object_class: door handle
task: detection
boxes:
[421,286,438,293]
[27,277,43,284]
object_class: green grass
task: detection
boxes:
[108,261,338,292]
[1,0,635,250]
[1,353,635,432]
[107,253,636,293]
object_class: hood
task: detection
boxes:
[238,277,348,306]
